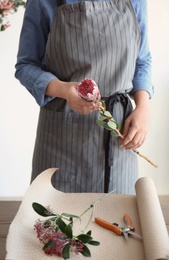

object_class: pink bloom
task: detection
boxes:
[0,0,14,31]
[4,21,10,28]
[77,78,101,102]
[0,0,14,12]
[34,219,84,257]
[71,240,84,254]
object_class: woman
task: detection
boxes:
[15,0,154,194]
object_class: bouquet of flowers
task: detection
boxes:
[33,192,114,259]
[0,0,25,31]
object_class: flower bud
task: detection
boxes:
[77,78,101,102]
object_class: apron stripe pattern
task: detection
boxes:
[45,0,140,97]
[32,108,105,192]
[32,0,140,194]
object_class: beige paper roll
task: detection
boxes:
[135,177,169,260]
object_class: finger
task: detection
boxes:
[121,127,137,146]
[94,101,102,110]
[71,98,100,114]
[123,133,146,150]
[122,119,131,138]
[76,104,95,115]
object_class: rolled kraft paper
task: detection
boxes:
[135,177,169,260]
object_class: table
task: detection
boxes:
[0,197,169,260]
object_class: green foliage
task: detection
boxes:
[32,202,100,259]
[76,234,93,244]
[104,111,112,118]
[86,230,92,236]
[43,239,55,250]
[56,217,67,232]
[10,0,26,12]
[97,104,121,136]
[62,244,71,260]
[65,224,73,239]
[88,240,100,246]
[32,202,58,217]
[80,244,91,257]
[107,120,117,129]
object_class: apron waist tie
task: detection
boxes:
[102,93,133,192]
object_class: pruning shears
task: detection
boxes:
[95,213,142,241]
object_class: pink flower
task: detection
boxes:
[71,240,84,254]
[0,0,14,13]
[0,0,25,31]
[77,78,101,102]
[34,219,85,257]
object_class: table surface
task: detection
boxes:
[1,197,169,260]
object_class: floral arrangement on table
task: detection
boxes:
[33,192,114,259]
[77,78,158,168]
[0,0,25,31]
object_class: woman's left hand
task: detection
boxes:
[120,91,150,150]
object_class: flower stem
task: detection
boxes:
[79,190,115,232]
[132,149,158,168]
[115,129,158,168]
[99,103,158,168]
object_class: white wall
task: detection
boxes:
[0,0,169,198]
[0,8,38,199]
[138,0,169,194]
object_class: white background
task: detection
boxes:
[0,0,169,198]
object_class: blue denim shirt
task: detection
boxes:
[15,0,154,106]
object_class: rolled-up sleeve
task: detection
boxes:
[15,0,57,106]
[131,0,154,98]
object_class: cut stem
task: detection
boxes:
[133,149,158,168]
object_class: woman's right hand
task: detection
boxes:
[46,79,101,115]
[66,82,101,114]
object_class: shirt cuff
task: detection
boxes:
[33,72,57,106]
[131,78,154,99]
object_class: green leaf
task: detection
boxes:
[61,213,81,222]
[110,117,121,130]
[101,101,106,109]
[104,111,112,118]
[96,120,113,131]
[116,122,121,130]
[62,244,70,260]
[76,234,92,244]
[65,224,73,239]
[43,240,55,250]
[88,240,100,246]
[107,121,117,130]
[104,124,114,131]
[111,131,120,137]
[80,244,91,257]
[56,218,67,233]
[96,120,107,127]
[99,115,107,121]
[86,230,92,236]
[32,202,56,217]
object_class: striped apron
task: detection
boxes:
[31,0,141,194]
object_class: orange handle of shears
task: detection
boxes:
[95,217,121,235]
[123,213,135,231]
